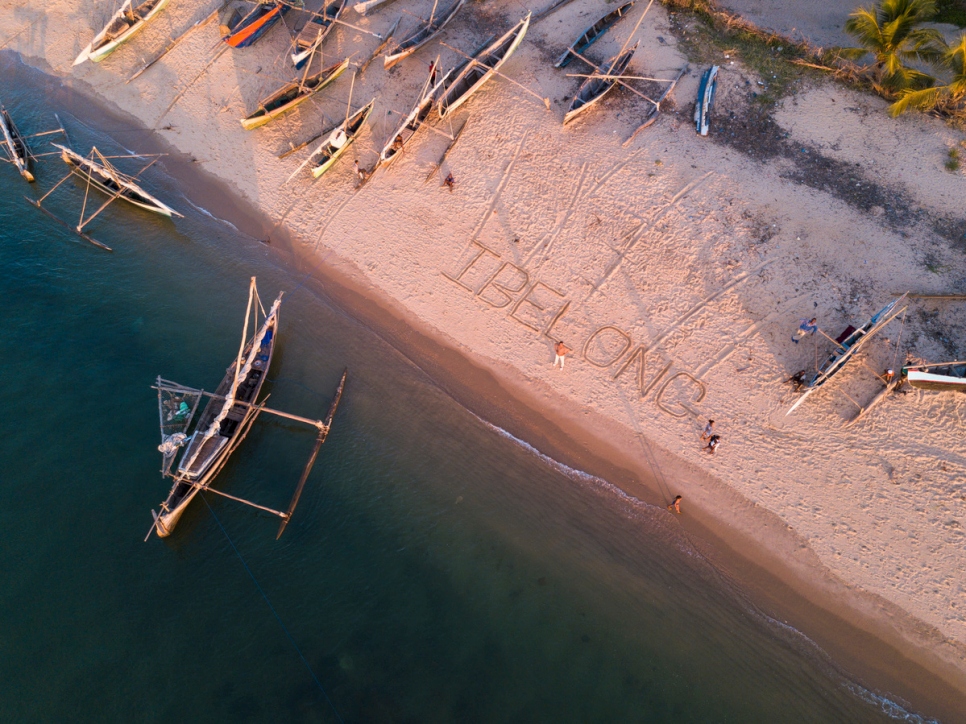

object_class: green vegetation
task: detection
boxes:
[889,35,966,114]
[842,0,944,94]
[840,0,966,118]
[946,147,962,170]
[936,0,966,27]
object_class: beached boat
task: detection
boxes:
[224,1,290,49]
[291,0,349,69]
[379,60,448,165]
[563,42,637,125]
[383,0,465,70]
[0,106,34,182]
[905,362,966,392]
[308,99,374,178]
[555,1,635,68]
[437,13,530,118]
[53,143,182,218]
[694,64,718,136]
[150,277,348,539]
[241,57,350,130]
[73,0,170,66]
[787,294,908,415]
[354,0,397,15]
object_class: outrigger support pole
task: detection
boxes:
[277,368,347,539]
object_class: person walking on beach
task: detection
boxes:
[444,172,455,191]
[553,340,571,369]
[353,160,367,183]
[667,495,682,514]
[701,419,714,441]
[792,318,818,344]
[706,434,720,454]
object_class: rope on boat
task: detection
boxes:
[201,493,345,724]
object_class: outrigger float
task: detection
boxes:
[149,277,347,540]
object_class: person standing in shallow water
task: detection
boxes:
[553,340,571,369]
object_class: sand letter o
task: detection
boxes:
[582,326,632,368]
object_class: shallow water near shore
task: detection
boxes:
[0,58,930,722]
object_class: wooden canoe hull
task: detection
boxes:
[437,13,530,118]
[907,370,966,392]
[89,0,170,64]
[291,0,348,69]
[225,3,288,49]
[241,58,350,130]
[0,108,34,182]
[383,0,465,70]
[555,0,635,68]
[563,43,636,125]
[310,100,374,178]
[157,296,282,537]
[55,144,180,218]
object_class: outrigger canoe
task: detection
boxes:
[564,42,637,125]
[225,1,289,49]
[74,0,170,66]
[0,106,34,182]
[291,0,348,69]
[309,99,375,178]
[379,60,449,165]
[555,1,635,68]
[53,143,182,218]
[437,13,530,118]
[241,57,350,130]
[383,0,465,70]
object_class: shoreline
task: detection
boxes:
[4,0,965,716]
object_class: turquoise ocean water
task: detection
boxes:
[0,54,930,722]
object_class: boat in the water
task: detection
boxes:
[291,0,349,69]
[0,105,34,182]
[564,42,637,125]
[379,59,449,165]
[224,1,290,49]
[905,362,966,392]
[787,294,908,415]
[694,64,719,136]
[73,0,170,66]
[437,13,530,118]
[241,57,350,130]
[53,143,182,218]
[150,277,348,539]
[555,1,635,68]
[383,0,465,70]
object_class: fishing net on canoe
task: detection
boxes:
[157,381,203,475]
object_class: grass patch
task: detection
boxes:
[664,1,820,105]
[946,147,962,171]
[936,0,966,27]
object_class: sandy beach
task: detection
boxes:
[4,0,966,716]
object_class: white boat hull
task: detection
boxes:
[907,370,966,392]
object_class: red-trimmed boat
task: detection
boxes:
[224,1,290,49]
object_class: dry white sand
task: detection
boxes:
[4,0,966,708]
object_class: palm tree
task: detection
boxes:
[843,0,946,95]
[889,34,966,114]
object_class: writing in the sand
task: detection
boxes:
[442,241,706,419]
